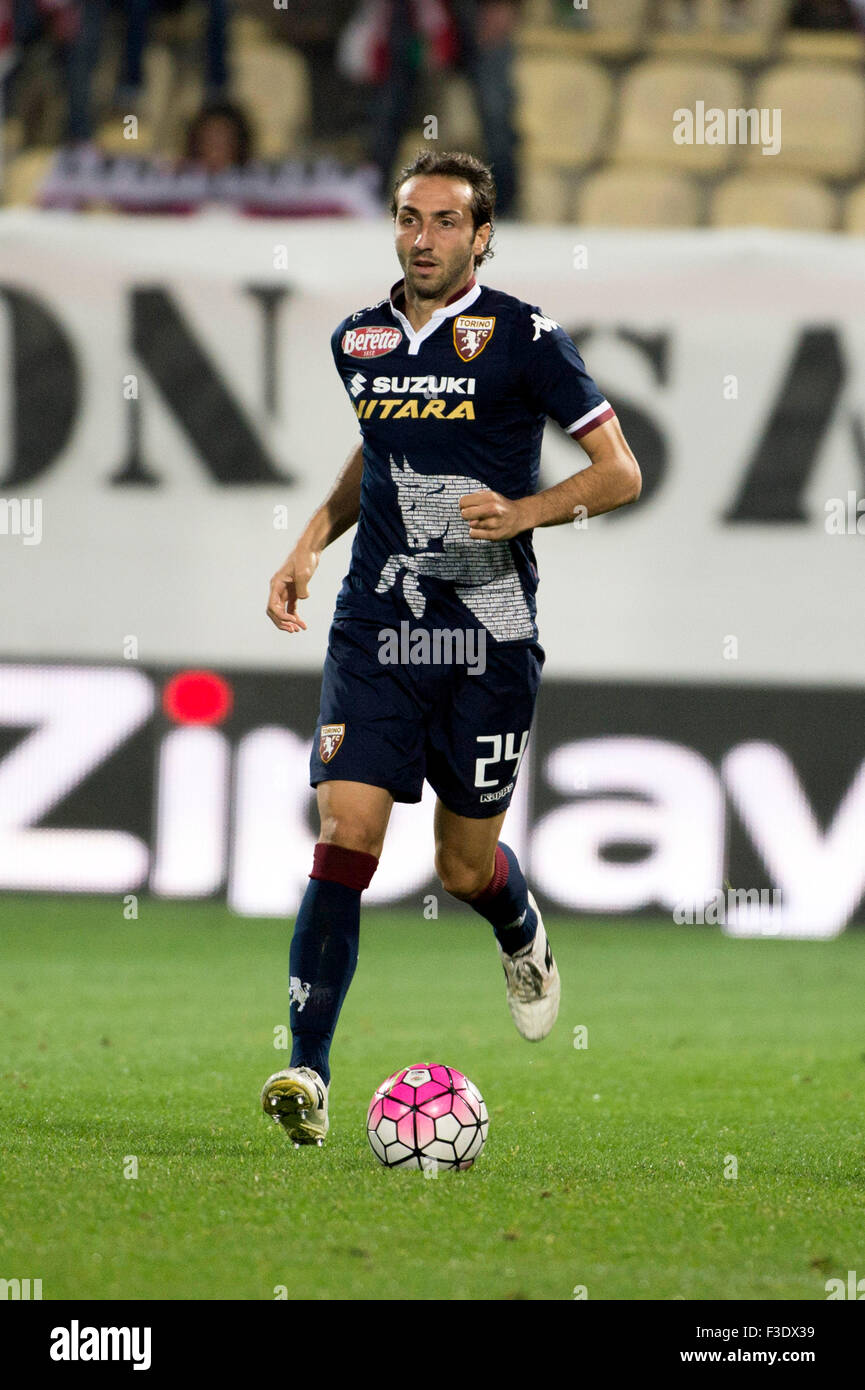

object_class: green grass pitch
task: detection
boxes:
[1,894,863,1301]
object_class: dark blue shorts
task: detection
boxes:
[309,618,544,818]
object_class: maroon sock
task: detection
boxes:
[466,843,537,954]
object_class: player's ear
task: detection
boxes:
[474,223,491,260]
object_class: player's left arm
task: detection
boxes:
[460,415,641,541]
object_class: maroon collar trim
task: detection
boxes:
[389,275,477,313]
[445,275,477,305]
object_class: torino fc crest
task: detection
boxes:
[319,723,345,763]
[453,315,495,362]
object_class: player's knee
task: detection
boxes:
[435,850,490,901]
[319,814,384,859]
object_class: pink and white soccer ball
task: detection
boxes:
[367,1064,489,1170]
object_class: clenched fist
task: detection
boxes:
[459,490,527,542]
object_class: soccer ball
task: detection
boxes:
[367,1063,489,1171]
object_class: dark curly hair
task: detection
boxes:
[390,149,496,266]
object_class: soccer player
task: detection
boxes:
[261,150,641,1145]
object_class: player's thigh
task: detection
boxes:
[433,799,507,898]
[317,780,394,859]
[311,619,429,807]
[426,641,543,822]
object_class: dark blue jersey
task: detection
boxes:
[330,277,613,645]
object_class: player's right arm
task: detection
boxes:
[266,441,363,634]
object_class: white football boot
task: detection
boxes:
[497,892,561,1041]
[260,1066,329,1147]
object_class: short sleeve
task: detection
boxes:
[519,306,615,439]
[331,319,348,371]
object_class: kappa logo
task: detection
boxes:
[531,313,559,342]
[454,315,495,362]
[479,780,514,803]
[349,298,388,322]
[342,325,403,359]
[319,722,345,763]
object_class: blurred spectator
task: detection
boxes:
[235,0,365,157]
[184,98,252,173]
[5,0,103,143]
[342,0,521,216]
[4,0,231,146]
[13,0,81,47]
[789,0,864,28]
[116,0,228,109]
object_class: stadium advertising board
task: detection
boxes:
[0,660,861,936]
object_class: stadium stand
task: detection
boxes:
[515,54,614,168]
[577,167,701,226]
[0,145,55,206]
[746,62,865,178]
[520,0,652,57]
[1,0,865,234]
[610,59,746,173]
[651,0,792,59]
[843,179,865,232]
[232,39,310,161]
[710,169,838,227]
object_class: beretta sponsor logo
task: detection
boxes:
[342,325,403,358]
